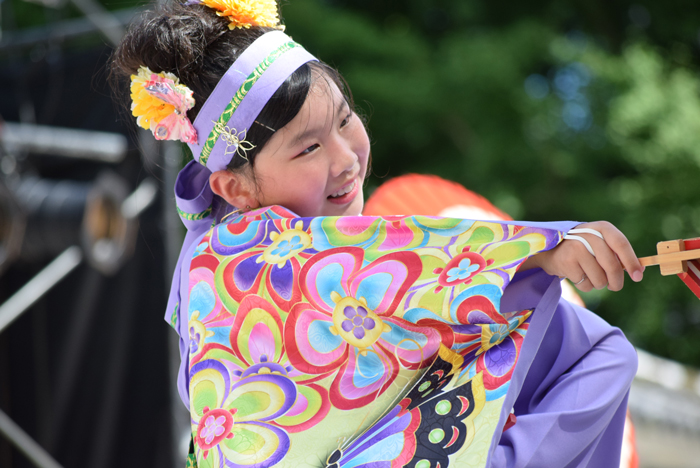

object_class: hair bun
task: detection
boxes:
[110,3,273,120]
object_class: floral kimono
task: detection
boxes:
[167,206,635,468]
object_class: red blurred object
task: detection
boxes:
[621,411,640,468]
[502,413,517,432]
[364,174,512,220]
[679,238,700,299]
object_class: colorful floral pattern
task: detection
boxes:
[284,247,443,409]
[185,206,566,467]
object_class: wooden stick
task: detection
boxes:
[638,249,700,267]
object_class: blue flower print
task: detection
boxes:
[489,325,510,345]
[271,235,303,257]
[446,258,480,283]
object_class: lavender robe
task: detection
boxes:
[491,269,637,467]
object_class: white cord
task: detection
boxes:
[567,228,604,240]
[564,228,604,257]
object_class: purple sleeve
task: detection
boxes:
[169,228,211,409]
[490,297,638,467]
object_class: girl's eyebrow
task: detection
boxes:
[293,99,350,144]
[336,99,350,118]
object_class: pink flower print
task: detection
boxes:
[187,255,230,359]
[201,413,227,445]
[474,314,529,390]
[324,216,425,254]
[327,293,391,355]
[377,216,416,251]
[194,407,236,456]
[284,247,443,410]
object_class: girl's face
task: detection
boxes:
[250,75,370,218]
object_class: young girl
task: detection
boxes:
[111,1,643,467]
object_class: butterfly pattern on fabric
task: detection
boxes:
[184,206,567,468]
[323,345,487,468]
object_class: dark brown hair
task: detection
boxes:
[109,2,356,170]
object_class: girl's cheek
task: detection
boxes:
[356,128,371,164]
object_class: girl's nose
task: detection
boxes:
[330,138,358,178]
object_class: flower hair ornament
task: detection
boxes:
[130,67,197,144]
[189,0,284,30]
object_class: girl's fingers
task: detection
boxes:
[575,221,645,283]
[585,234,626,291]
[568,269,592,292]
[577,251,609,290]
[542,220,642,292]
[600,224,644,282]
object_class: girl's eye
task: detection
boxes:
[297,144,319,157]
[340,112,352,128]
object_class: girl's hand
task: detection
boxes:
[521,221,645,292]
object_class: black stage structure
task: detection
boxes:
[0,4,189,467]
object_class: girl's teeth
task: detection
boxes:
[330,181,354,198]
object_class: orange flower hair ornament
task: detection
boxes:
[130,66,198,144]
[190,0,283,30]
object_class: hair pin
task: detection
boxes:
[254,120,277,132]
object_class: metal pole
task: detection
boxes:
[1,123,127,163]
[0,246,82,335]
[69,0,125,46]
[121,178,158,220]
[0,409,63,468]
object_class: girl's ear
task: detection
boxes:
[209,170,259,209]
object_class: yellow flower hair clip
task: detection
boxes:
[130,66,197,144]
[195,0,284,30]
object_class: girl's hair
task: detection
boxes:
[109,2,357,172]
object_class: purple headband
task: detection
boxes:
[188,31,317,173]
[166,31,318,345]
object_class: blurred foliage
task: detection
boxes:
[2,0,700,365]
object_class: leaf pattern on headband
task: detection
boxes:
[199,41,300,166]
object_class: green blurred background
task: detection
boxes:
[294,0,700,367]
[4,0,700,367]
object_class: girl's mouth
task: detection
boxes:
[328,180,359,204]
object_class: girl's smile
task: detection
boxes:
[328,179,359,204]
